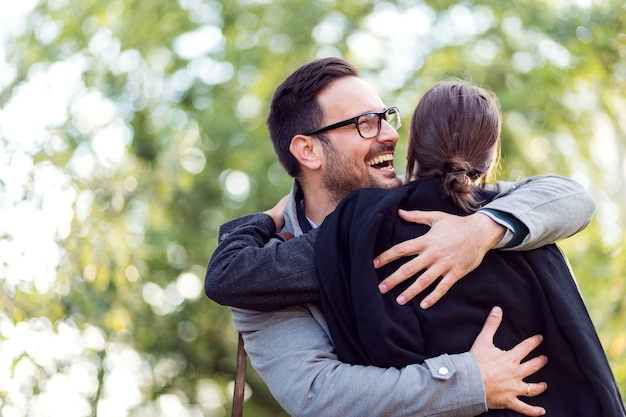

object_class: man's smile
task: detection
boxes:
[367,153,395,171]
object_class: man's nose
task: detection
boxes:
[377,119,399,144]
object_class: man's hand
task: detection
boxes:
[374,209,506,308]
[472,307,548,416]
[263,195,288,232]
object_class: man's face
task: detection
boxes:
[314,76,402,203]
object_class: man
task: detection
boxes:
[206,58,596,416]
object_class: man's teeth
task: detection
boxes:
[368,154,394,167]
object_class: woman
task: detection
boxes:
[314,79,625,416]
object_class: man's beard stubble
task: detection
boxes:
[321,143,398,206]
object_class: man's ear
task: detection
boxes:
[289,135,322,170]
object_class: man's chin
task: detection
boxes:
[387,177,403,189]
[374,174,402,190]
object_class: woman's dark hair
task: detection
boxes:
[267,57,358,178]
[405,79,501,213]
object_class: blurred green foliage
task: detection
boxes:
[0,0,624,415]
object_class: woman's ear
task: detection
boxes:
[289,135,322,170]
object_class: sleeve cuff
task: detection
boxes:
[478,208,529,249]
[424,352,487,415]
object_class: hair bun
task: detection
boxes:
[443,158,472,175]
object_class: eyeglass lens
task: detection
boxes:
[357,108,400,138]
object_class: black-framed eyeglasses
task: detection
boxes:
[304,106,401,139]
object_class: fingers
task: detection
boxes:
[397,208,438,226]
[373,209,437,268]
[500,378,548,416]
[507,334,548,385]
[376,253,452,306]
[374,238,423,269]
[518,353,549,385]
[263,195,289,230]
[473,306,503,349]
[508,399,547,416]
[524,381,548,398]
[377,253,431,292]
[498,337,549,417]
[417,273,458,308]
[393,268,443,305]
[510,334,545,361]
[508,382,548,416]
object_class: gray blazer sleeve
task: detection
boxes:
[482,175,595,250]
[233,305,486,417]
